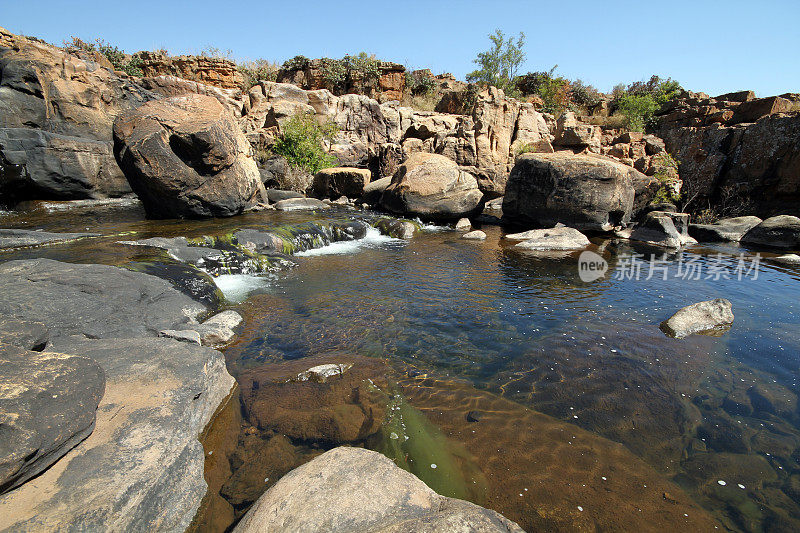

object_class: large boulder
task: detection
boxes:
[553,111,601,148]
[311,167,372,199]
[0,259,206,339]
[0,337,235,532]
[660,299,734,338]
[502,153,637,231]
[113,93,262,218]
[233,447,523,533]
[741,215,800,249]
[0,343,105,494]
[689,216,763,242]
[0,28,155,203]
[381,153,482,220]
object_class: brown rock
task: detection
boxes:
[137,51,244,90]
[311,167,372,199]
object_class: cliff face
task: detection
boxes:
[137,51,244,90]
[656,91,800,217]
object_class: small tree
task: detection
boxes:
[467,29,526,95]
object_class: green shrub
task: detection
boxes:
[569,79,601,108]
[64,37,143,77]
[405,69,436,95]
[319,57,347,92]
[271,113,339,174]
[281,55,311,72]
[515,66,571,114]
[612,75,683,132]
[650,152,681,204]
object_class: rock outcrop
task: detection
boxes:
[137,51,245,90]
[113,94,262,218]
[660,299,734,338]
[381,153,482,220]
[0,28,155,203]
[0,343,105,494]
[233,447,524,533]
[656,91,800,217]
[503,153,637,231]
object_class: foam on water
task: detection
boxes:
[295,226,404,257]
[213,274,273,303]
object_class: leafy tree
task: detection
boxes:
[515,66,571,114]
[271,113,339,174]
[613,75,683,131]
[467,29,526,95]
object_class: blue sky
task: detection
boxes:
[2,0,798,96]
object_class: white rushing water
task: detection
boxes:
[213,273,273,303]
[294,226,404,257]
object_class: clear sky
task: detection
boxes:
[2,0,798,97]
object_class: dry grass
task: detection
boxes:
[585,113,627,129]
[400,91,440,112]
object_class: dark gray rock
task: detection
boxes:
[311,167,372,199]
[628,211,693,248]
[361,176,391,206]
[0,336,235,532]
[0,259,206,339]
[0,343,105,494]
[233,447,523,533]
[741,215,800,249]
[0,228,99,249]
[689,216,763,242]
[503,153,636,231]
[0,317,48,350]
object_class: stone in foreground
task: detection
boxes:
[741,215,800,249]
[0,229,99,249]
[0,343,105,494]
[233,447,523,533]
[0,337,235,532]
[503,153,637,231]
[510,227,591,251]
[0,259,206,339]
[381,153,483,221]
[689,216,762,243]
[113,94,261,218]
[660,299,734,338]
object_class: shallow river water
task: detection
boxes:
[2,200,799,532]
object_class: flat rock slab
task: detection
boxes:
[233,447,523,533]
[509,227,590,250]
[0,259,206,340]
[0,337,235,532]
[689,216,762,242]
[274,198,329,211]
[741,215,800,249]
[0,343,105,494]
[0,229,99,249]
[0,317,48,350]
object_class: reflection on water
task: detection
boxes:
[2,203,799,531]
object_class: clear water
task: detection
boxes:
[2,201,799,531]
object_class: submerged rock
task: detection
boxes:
[0,343,105,494]
[503,153,637,231]
[381,153,483,221]
[113,93,262,218]
[373,217,418,239]
[233,447,524,533]
[239,354,391,444]
[0,228,99,249]
[461,230,486,240]
[741,215,800,249]
[0,337,235,532]
[508,227,590,251]
[660,298,734,338]
[689,216,762,243]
